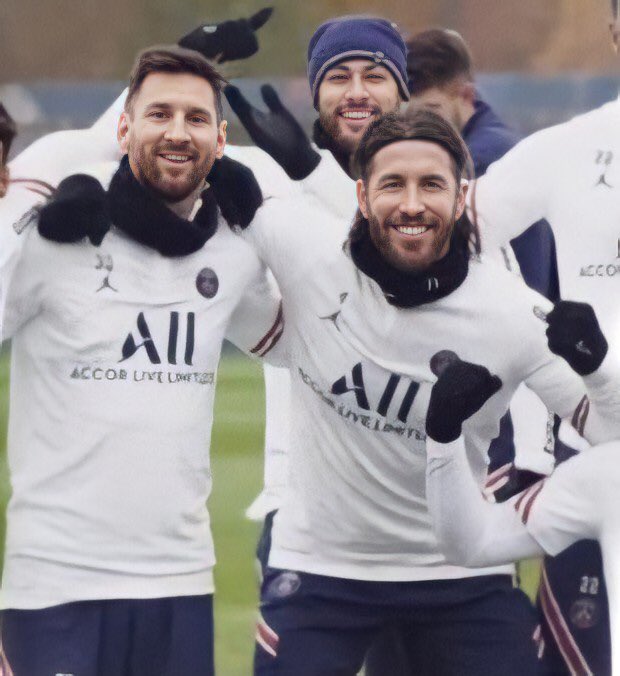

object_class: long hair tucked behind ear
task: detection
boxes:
[351,108,480,255]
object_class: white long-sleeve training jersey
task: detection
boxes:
[472,97,620,348]
[0,163,281,610]
[243,198,620,582]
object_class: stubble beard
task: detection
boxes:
[131,142,216,204]
[367,206,456,274]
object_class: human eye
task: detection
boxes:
[189,115,208,125]
[148,110,167,120]
[327,73,348,82]
[380,180,401,190]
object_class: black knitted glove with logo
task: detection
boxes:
[546,301,608,376]
[426,359,503,444]
[38,174,109,246]
[208,156,263,229]
[178,8,273,63]
[225,84,321,180]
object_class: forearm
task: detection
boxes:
[426,437,544,567]
[580,350,620,444]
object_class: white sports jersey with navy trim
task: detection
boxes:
[243,198,620,582]
[0,163,280,610]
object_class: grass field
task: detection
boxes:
[0,347,540,675]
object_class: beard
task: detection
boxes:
[130,141,215,204]
[367,210,454,274]
[318,103,381,157]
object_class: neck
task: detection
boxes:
[165,184,204,220]
[312,119,353,177]
[459,100,476,132]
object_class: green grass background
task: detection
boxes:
[0,348,540,675]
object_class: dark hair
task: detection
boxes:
[351,108,480,254]
[125,45,227,123]
[0,103,17,162]
[406,29,473,95]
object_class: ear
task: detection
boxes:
[356,179,369,218]
[460,81,476,106]
[117,111,130,154]
[610,21,620,53]
[215,119,227,160]
[454,179,468,220]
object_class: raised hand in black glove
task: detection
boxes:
[546,300,608,375]
[178,7,273,63]
[38,174,109,246]
[426,355,503,443]
[207,156,263,229]
[225,84,321,180]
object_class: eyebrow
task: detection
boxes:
[144,102,212,122]
[376,172,403,183]
[375,172,449,184]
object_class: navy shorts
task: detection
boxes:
[538,541,610,676]
[254,569,538,676]
[1,594,214,676]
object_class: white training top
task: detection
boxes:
[0,162,281,610]
[243,197,620,582]
[4,95,301,522]
[472,97,620,348]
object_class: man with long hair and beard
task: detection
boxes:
[237,108,620,674]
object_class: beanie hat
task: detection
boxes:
[307,16,410,109]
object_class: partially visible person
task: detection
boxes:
[0,45,281,676]
[468,2,620,671]
[0,104,16,198]
[407,28,515,176]
[425,402,620,673]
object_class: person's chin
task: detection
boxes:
[153,178,194,204]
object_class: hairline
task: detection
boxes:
[124,72,221,123]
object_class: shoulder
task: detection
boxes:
[224,144,294,198]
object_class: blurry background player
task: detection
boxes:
[0,104,16,198]
[468,1,620,672]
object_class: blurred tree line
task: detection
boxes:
[0,0,616,82]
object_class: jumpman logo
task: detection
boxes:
[95,254,118,293]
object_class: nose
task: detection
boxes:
[164,113,191,144]
[399,186,424,217]
[345,73,369,103]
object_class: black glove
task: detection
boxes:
[426,357,503,443]
[178,7,273,63]
[38,174,109,246]
[225,84,321,180]
[207,156,263,229]
[546,300,608,375]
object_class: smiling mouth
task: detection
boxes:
[393,224,430,236]
[159,153,193,164]
[340,110,374,120]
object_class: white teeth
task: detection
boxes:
[396,225,429,236]
[342,111,372,119]
[162,154,190,162]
